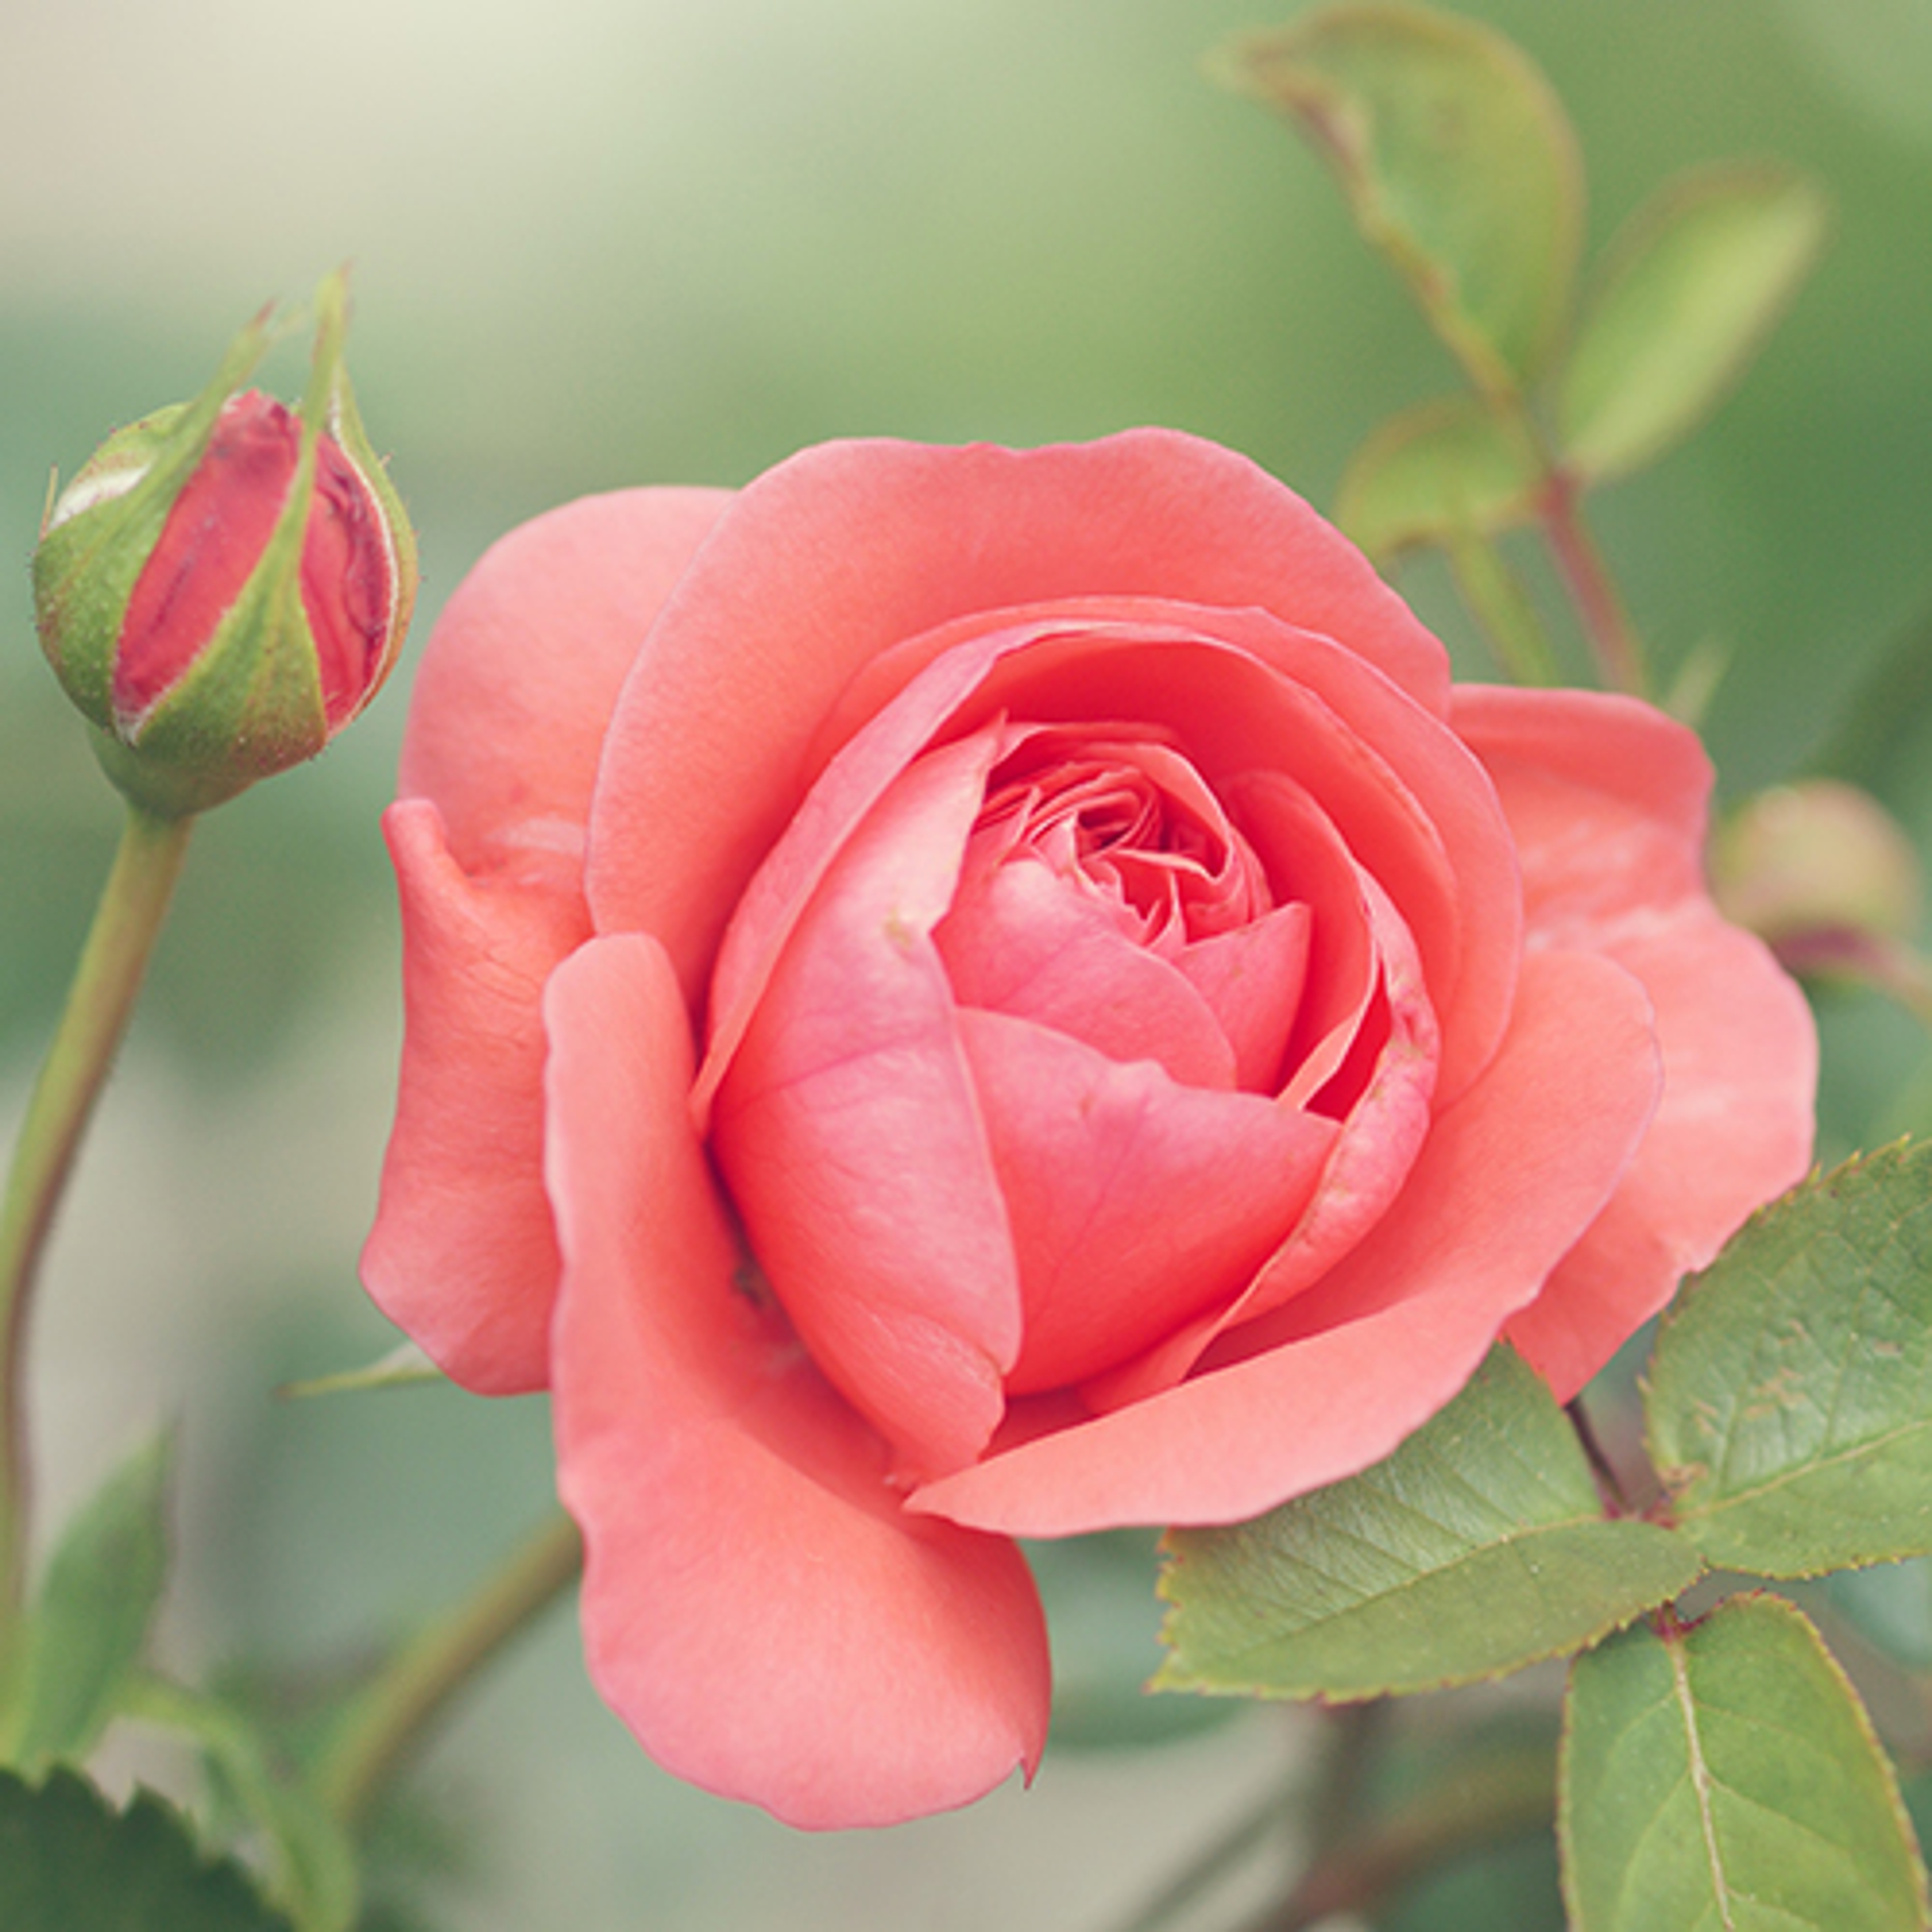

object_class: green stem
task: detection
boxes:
[1539,467,1649,697]
[0,804,193,1633]
[1109,1774,1293,1932]
[313,1510,583,1826]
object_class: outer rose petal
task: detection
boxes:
[546,935,1050,1829]
[360,800,586,1391]
[910,950,1660,1536]
[399,488,732,885]
[1454,687,1817,1397]
[588,431,1448,994]
[366,490,729,1391]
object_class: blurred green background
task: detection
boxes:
[3,0,1930,1925]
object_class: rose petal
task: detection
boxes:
[1172,902,1313,1093]
[936,854,1240,1091]
[401,488,731,892]
[711,730,1023,1481]
[909,950,1659,1535]
[699,612,1515,1123]
[546,935,1050,1828]
[1454,686,1816,1396]
[1082,861,1437,1408]
[360,799,587,1393]
[588,431,1448,991]
[954,1009,1337,1391]
[365,491,728,1393]
[953,613,1517,1104]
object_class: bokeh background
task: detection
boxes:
[3,0,1930,1925]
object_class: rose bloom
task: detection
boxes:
[363,431,1814,1828]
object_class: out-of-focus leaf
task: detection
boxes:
[0,1766,294,1932]
[1335,393,1544,560]
[1210,2,1583,394]
[1647,1142,1932,1577]
[1561,1594,1927,1931]
[1560,160,1828,482]
[1156,1348,1700,1701]
[278,1341,443,1401]
[124,1674,359,1932]
[6,1432,171,1768]
[1824,1558,1932,1670]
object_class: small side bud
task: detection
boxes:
[32,271,417,817]
[1713,778,1923,983]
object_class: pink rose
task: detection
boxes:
[362,431,1815,1827]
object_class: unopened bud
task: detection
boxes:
[1713,779,1923,978]
[32,271,416,817]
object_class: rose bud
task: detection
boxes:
[1713,778,1923,981]
[1714,776,1923,942]
[32,271,416,818]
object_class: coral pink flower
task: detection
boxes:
[363,432,1814,1827]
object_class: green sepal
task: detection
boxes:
[1646,1141,1932,1578]
[1,1432,172,1771]
[32,315,277,739]
[1156,1348,1702,1703]
[278,1340,444,1401]
[1560,1594,1929,1932]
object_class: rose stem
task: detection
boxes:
[1565,1395,1632,1515]
[1108,1706,1389,1932]
[1106,1769,1297,1932]
[0,803,194,1639]
[312,1508,584,1827]
[1538,467,1650,698]
[1242,1736,1556,1931]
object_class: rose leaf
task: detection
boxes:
[1646,1141,1932,1579]
[1154,1347,1701,1702]
[119,1674,361,1932]
[1560,1594,1928,1932]
[1559,160,1829,486]
[0,1766,295,1932]
[1335,394,1546,564]
[1207,3,1583,397]
[4,1431,172,1769]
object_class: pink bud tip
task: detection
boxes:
[115,391,396,730]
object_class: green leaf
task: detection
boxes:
[1560,1594,1929,1931]
[1334,394,1545,561]
[1156,1348,1701,1701]
[122,1676,359,1932]
[7,1433,172,1768]
[1646,1142,1932,1577]
[1209,2,1583,395]
[0,1766,294,1932]
[1560,160,1828,483]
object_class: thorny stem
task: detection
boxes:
[312,1510,583,1827]
[0,804,193,1646]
